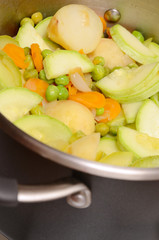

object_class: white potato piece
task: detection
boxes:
[88,38,134,69]
[47,4,103,54]
[69,133,100,160]
[44,100,95,135]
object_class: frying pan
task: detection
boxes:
[0,0,159,209]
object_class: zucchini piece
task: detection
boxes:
[117,126,159,158]
[136,99,159,138]
[99,152,134,167]
[35,16,52,38]
[43,38,61,51]
[0,87,42,122]
[15,115,72,151]
[150,93,159,107]
[122,101,143,124]
[16,22,52,51]
[43,49,94,79]
[148,42,159,56]
[97,137,120,155]
[96,62,159,103]
[110,24,159,64]
[0,35,19,49]
[131,155,159,168]
[0,51,22,89]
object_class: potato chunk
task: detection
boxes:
[47,4,103,54]
[44,100,95,135]
[88,38,134,69]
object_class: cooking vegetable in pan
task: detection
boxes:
[0,4,159,167]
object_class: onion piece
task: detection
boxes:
[70,72,92,92]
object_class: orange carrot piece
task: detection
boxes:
[100,16,107,33]
[31,43,43,72]
[98,98,121,123]
[65,81,78,96]
[78,49,85,54]
[24,78,49,98]
[69,92,106,108]
[3,43,28,69]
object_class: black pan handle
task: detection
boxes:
[0,177,91,208]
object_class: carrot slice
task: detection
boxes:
[65,81,78,96]
[78,49,85,54]
[3,43,28,69]
[31,43,43,72]
[69,91,106,108]
[24,78,49,98]
[98,98,121,123]
[99,16,107,33]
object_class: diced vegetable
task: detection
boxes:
[43,49,94,79]
[0,87,42,122]
[3,43,29,69]
[110,24,159,64]
[14,115,72,151]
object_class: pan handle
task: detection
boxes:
[0,177,91,208]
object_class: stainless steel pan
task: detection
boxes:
[0,0,159,207]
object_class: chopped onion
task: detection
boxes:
[70,72,92,92]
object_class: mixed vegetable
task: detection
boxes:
[1,4,159,168]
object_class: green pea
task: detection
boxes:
[46,85,59,102]
[95,123,109,137]
[57,85,69,100]
[132,30,144,43]
[20,17,34,27]
[96,107,105,116]
[39,69,47,81]
[23,69,38,80]
[91,65,106,81]
[69,131,85,144]
[24,47,31,56]
[93,56,105,66]
[31,105,44,115]
[55,75,69,86]
[25,55,35,70]
[41,49,53,59]
[31,12,43,24]
[39,70,54,84]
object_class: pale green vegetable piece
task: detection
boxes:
[110,24,159,64]
[97,137,120,156]
[136,99,159,138]
[96,62,159,103]
[122,101,143,124]
[0,35,19,49]
[16,22,52,51]
[15,115,72,151]
[0,88,42,122]
[117,126,159,158]
[0,51,22,89]
[99,152,134,167]
[148,42,159,56]
[43,49,94,79]
[131,156,159,168]
[35,16,52,38]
